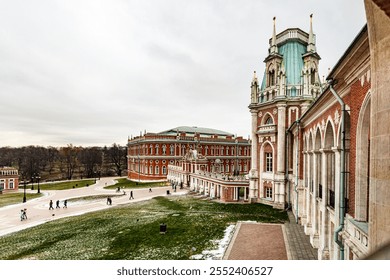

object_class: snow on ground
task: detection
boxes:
[190,224,236,260]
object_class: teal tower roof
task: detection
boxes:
[261,28,311,91]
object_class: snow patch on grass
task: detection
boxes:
[191,224,235,260]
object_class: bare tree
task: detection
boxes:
[59,144,80,180]
[106,143,127,176]
[79,147,103,178]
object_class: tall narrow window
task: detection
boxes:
[311,70,316,85]
[265,187,273,199]
[162,145,166,155]
[170,145,174,155]
[265,152,273,172]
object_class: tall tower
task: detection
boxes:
[248,16,321,208]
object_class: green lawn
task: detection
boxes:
[104,178,167,190]
[0,192,43,208]
[0,196,287,260]
[37,179,96,191]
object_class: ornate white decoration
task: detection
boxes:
[321,119,326,131]
[334,110,340,126]
[273,108,277,115]
[258,111,263,117]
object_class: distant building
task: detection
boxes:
[0,167,19,193]
[127,126,251,182]
[167,143,250,203]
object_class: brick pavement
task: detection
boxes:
[224,211,318,260]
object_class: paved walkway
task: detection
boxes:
[0,177,186,237]
[223,211,318,260]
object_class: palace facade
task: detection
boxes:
[128,126,251,183]
[248,16,322,208]
[249,4,390,260]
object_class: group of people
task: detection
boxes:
[49,199,67,210]
[20,209,27,221]
[22,185,158,222]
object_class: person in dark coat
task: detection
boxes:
[49,200,54,210]
[56,200,60,209]
[129,191,134,200]
[63,200,67,208]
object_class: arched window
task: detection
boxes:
[265,116,273,125]
[162,166,167,175]
[170,144,174,155]
[162,145,166,155]
[268,70,275,87]
[311,69,316,85]
[155,144,159,155]
[155,165,159,175]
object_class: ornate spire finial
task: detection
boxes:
[270,16,278,54]
[307,14,316,52]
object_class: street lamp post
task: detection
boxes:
[23,178,27,203]
[31,176,34,190]
[36,174,41,194]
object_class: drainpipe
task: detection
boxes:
[294,120,300,224]
[329,80,346,260]
[285,130,291,210]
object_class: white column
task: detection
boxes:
[319,149,330,259]
[277,104,287,173]
[311,151,320,248]
[249,110,259,200]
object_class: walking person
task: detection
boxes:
[129,190,134,200]
[20,209,25,221]
[49,200,54,210]
[56,200,60,209]
[22,209,27,220]
[63,200,67,208]
[149,188,152,192]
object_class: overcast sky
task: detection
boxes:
[0,0,367,147]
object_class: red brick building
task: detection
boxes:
[248,14,382,259]
[128,126,251,182]
[0,167,19,193]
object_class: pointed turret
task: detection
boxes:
[251,71,259,103]
[307,14,316,52]
[270,17,278,54]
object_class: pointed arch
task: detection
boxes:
[355,91,371,222]
[314,126,322,150]
[260,141,275,173]
[261,113,275,125]
[324,119,336,149]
